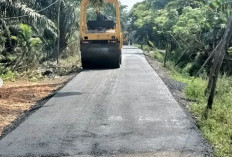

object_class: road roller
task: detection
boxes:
[80,0,123,68]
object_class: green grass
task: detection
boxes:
[188,76,232,157]
[169,66,232,157]
[0,70,17,81]
[150,50,164,62]
[140,46,232,157]
[170,69,232,157]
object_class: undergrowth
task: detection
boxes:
[0,54,81,82]
[0,71,17,81]
[189,76,232,157]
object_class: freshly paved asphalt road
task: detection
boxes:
[0,46,211,157]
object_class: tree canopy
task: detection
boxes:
[129,0,232,76]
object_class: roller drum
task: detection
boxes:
[81,43,121,69]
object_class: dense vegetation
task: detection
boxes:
[129,0,232,156]
[0,0,81,77]
[130,0,232,76]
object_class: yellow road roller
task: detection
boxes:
[80,0,123,68]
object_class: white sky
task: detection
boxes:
[120,0,144,11]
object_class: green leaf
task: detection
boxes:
[212,1,219,8]
[11,36,18,40]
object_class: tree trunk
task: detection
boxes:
[13,49,27,71]
[0,19,12,50]
[59,1,68,53]
[206,13,232,110]
[174,49,188,67]
[164,43,170,67]
[57,0,61,64]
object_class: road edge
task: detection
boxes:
[143,52,214,157]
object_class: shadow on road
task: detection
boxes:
[82,67,119,71]
[54,92,83,98]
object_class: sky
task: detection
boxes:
[120,0,144,11]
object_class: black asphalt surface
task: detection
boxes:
[0,46,211,157]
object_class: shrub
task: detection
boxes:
[182,63,193,76]
[150,50,164,62]
[185,78,207,101]
[0,70,17,81]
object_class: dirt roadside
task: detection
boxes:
[0,74,77,138]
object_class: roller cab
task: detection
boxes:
[80,0,123,68]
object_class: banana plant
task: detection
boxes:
[11,24,42,71]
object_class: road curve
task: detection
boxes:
[0,46,211,157]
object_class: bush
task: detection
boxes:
[185,78,207,101]
[182,63,193,76]
[0,70,17,81]
[150,50,164,62]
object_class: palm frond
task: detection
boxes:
[0,0,57,37]
[89,0,105,8]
